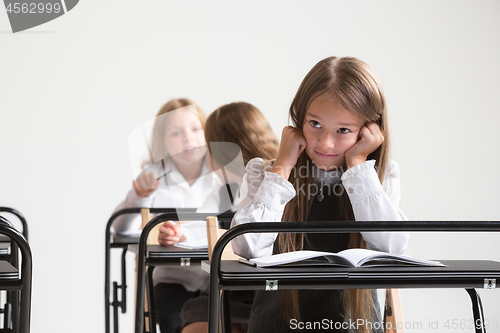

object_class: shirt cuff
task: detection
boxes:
[253,171,296,213]
[341,160,383,204]
[126,187,155,207]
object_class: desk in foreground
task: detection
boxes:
[204,260,497,333]
[202,260,499,290]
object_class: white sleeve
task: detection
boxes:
[341,160,409,254]
[111,187,155,235]
[230,158,296,259]
[196,186,222,214]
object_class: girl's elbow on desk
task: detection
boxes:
[362,231,410,254]
[232,234,275,259]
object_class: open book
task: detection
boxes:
[245,248,445,268]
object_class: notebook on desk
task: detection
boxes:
[201,259,348,279]
[128,244,208,258]
[243,248,445,268]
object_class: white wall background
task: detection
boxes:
[1,1,499,332]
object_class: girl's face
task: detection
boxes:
[164,109,207,166]
[303,96,363,170]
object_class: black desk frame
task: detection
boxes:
[133,212,234,333]
[0,216,32,333]
[127,244,211,333]
[105,208,183,333]
[0,207,28,332]
[0,207,28,241]
[208,221,500,333]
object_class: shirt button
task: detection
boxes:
[347,187,353,194]
[280,199,286,205]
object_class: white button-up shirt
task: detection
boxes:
[112,157,221,291]
[231,158,410,260]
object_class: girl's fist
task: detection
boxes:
[133,172,160,198]
[158,221,186,246]
[271,126,307,180]
[345,122,384,168]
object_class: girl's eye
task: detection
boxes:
[171,131,180,137]
[338,128,351,134]
[193,127,202,132]
[310,120,321,128]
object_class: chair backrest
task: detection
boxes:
[140,208,160,245]
[206,216,240,261]
[385,288,405,333]
[138,208,161,333]
[206,216,245,333]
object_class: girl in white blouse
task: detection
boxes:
[231,57,410,333]
[112,98,219,333]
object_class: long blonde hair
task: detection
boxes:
[280,57,390,331]
[205,102,279,169]
[148,98,206,165]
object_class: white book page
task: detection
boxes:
[249,250,334,267]
[337,248,445,267]
[337,248,389,266]
[249,249,445,267]
[174,237,208,250]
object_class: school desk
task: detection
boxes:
[0,216,32,333]
[132,212,234,333]
[105,208,189,333]
[205,221,500,333]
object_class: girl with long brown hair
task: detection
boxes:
[231,57,409,332]
[199,101,281,213]
[178,101,279,333]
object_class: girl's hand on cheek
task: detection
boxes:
[345,122,384,168]
[271,126,307,180]
[133,172,160,198]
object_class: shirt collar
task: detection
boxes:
[164,154,214,187]
[312,165,343,186]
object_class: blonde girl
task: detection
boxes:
[112,98,218,333]
[231,57,410,332]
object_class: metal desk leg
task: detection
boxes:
[221,290,232,333]
[135,247,147,333]
[2,299,12,330]
[208,273,220,333]
[8,240,20,333]
[105,240,112,333]
[110,247,129,333]
[121,247,128,313]
[112,282,120,333]
[146,267,157,333]
[18,244,32,333]
[6,290,18,333]
[466,289,486,333]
